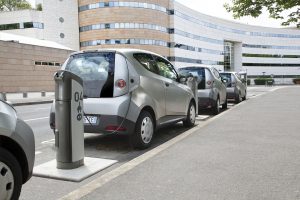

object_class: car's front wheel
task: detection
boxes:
[131,111,154,149]
[0,147,22,200]
[183,102,196,127]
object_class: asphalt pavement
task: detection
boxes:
[62,86,300,200]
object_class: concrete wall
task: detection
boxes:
[0,40,73,93]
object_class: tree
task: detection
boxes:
[0,0,32,11]
[36,3,42,11]
[224,0,300,28]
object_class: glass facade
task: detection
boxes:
[79,1,167,13]
[168,57,224,65]
[80,22,167,33]
[169,42,224,55]
[243,54,300,58]
[174,10,300,39]
[242,44,300,50]
[0,22,44,30]
[80,38,168,47]
[171,29,224,45]
[224,41,234,71]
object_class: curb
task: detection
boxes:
[12,100,53,107]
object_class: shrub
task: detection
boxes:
[254,78,274,85]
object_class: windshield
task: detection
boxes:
[179,67,206,89]
[65,52,115,98]
[220,73,232,87]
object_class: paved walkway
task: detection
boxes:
[62,86,300,200]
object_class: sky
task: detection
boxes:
[27,0,291,28]
[175,0,289,28]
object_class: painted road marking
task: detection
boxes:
[24,117,49,122]
[41,139,55,144]
[35,151,42,155]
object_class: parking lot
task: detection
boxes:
[16,86,288,200]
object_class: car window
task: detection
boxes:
[179,67,205,89]
[65,52,115,98]
[153,56,178,81]
[133,53,159,74]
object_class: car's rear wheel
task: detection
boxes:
[131,111,154,149]
[235,92,241,104]
[183,102,196,127]
[242,91,247,101]
[212,97,220,115]
[222,96,228,109]
[0,147,22,200]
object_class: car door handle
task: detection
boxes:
[165,83,169,87]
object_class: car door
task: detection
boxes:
[133,53,166,119]
[211,68,226,104]
[153,56,190,116]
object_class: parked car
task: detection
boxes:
[0,98,35,200]
[220,72,247,103]
[178,66,227,114]
[50,49,196,149]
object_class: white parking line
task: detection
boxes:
[24,117,49,122]
[35,151,42,155]
[41,139,55,144]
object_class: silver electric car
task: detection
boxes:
[50,49,196,149]
[220,72,247,103]
[0,98,35,200]
[178,66,227,115]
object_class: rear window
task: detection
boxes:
[65,52,115,98]
[179,67,206,89]
[220,73,232,87]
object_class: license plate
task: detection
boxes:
[84,116,97,125]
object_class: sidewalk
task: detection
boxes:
[64,86,300,200]
[5,92,54,106]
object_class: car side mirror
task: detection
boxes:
[180,77,187,83]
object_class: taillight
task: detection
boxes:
[207,80,212,85]
[116,79,126,89]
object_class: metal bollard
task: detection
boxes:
[23,92,27,98]
[41,91,46,97]
[54,70,84,169]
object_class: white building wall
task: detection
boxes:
[42,0,79,51]
[172,1,300,77]
[0,10,44,39]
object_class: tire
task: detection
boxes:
[131,111,154,149]
[212,97,220,115]
[183,102,196,127]
[242,91,247,101]
[222,97,228,109]
[235,92,241,104]
[0,147,23,200]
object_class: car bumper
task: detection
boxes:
[226,88,237,99]
[84,115,135,135]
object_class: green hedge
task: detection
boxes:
[254,78,274,85]
[293,78,300,84]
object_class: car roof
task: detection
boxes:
[179,66,214,70]
[69,48,166,59]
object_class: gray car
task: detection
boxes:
[220,72,247,103]
[50,49,196,149]
[178,66,227,115]
[0,99,35,200]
